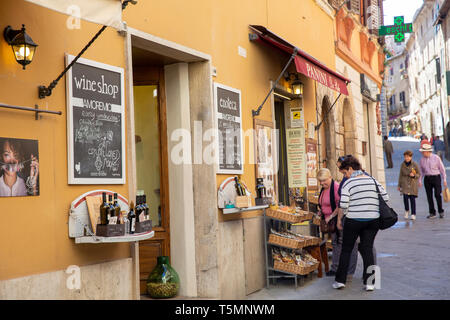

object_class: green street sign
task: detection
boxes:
[378,16,413,43]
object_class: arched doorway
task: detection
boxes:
[319,96,337,177]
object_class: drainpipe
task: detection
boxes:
[440,11,450,160]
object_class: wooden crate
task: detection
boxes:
[136,220,152,233]
[96,224,125,237]
[235,196,252,208]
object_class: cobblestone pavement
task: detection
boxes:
[247,137,450,300]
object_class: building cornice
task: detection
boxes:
[336,40,383,87]
[314,0,334,19]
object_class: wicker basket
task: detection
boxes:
[273,260,319,275]
[312,215,321,226]
[268,234,307,249]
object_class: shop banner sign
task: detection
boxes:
[286,128,306,188]
[0,137,39,197]
[66,54,125,184]
[214,83,243,174]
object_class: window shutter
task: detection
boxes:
[350,0,360,13]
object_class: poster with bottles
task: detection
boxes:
[66,54,125,184]
[254,119,277,203]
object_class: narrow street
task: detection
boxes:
[248,137,450,300]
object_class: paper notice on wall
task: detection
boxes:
[286,128,307,188]
[290,108,304,128]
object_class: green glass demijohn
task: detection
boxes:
[146,256,180,298]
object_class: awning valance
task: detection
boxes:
[25,0,123,30]
[249,25,350,96]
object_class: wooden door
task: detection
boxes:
[133,66,170,294]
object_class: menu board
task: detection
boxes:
[286,128,307,188]
[306,139,318,190]
[214,83,243,174]
[66,55,125,184]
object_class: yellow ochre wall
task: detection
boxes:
[124,0,335,204]
[1,0,337,283]
[0,1,129,281]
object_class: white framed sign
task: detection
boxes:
[214,82,243,174]
[66,54,126,184]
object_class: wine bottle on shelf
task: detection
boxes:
[123,211,130,235]
[234,176,243,196]
[136,195,144,222]
[107,194,115,224]
[128,201,136,234]
[143,195,150,221]
[100,192,108,225]
[114,193,121,224]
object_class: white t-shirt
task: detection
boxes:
[0,175,27,197]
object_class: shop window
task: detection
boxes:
[134,85,162,227]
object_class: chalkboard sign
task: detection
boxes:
[66,55,125,184]
[214,83,243,174]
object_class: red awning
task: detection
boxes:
[249,25,350,96]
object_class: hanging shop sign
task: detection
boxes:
[0,137,39,197]
[378,16,413,43]
[214,83,243,174]
[66,55,125,184]
[286,128,307,188]
[290,107,304,128]
[306,139,318,190]
[360,74,379,102]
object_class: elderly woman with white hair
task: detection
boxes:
[317,168,357,279]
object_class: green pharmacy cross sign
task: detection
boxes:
[378,16,413,43]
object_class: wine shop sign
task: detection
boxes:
[66,55,125,184]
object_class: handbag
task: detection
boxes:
[320,215,337,234]
[372,177,398,230]
[318,181,337,234]
[444,187,450,203]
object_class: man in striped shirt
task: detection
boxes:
[333,156,389,291]
[419,143,447,219]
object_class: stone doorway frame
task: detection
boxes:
[124,26,219,299]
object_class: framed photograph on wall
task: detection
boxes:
[214,82,243,174]
[66,54,126,184]
[0,137,39,197]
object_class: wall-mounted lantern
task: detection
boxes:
[3,24,38,70]
[284,72,304,96]
[291,79,304,96]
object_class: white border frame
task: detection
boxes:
[66,54,126,184]
[213,82,244,175]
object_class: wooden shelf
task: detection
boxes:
[75,230,154,244]
[222,205,269,215]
